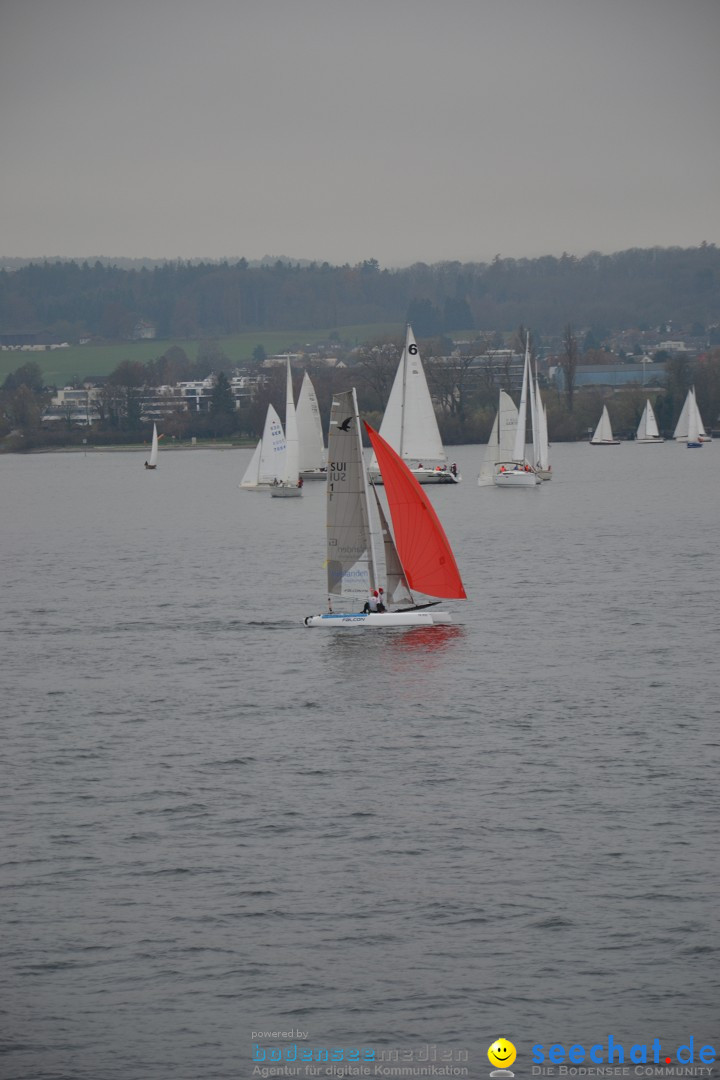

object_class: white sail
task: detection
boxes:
[498,390,519,457]
[692,387,709,440]
[282,359,300,485]
[370,485,412,604]
[258,404,286,484]
[148,424,159,467]
[591,406,617,444]
[536,383,550,470]
[370,324,445,468]
[240,439,263,487]
[687,390,701,446]
[326,389,378,599]
[526,339,539,467]
[296,371,326,473]
[477,413,499,486]
[673,390,691,441]
[511,348,530,462]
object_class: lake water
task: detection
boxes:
[1,441,718,1080]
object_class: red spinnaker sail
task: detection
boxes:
[364,422,467,600]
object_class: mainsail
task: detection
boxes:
[148,423,159,467]
[364,422,466,600]
[282,359,300,485]
[326,390,377,598]
[296,371,326,473]
[243,404,286,486]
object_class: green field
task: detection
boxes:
[0,324,403,385]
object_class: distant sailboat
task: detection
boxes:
[144,423,159,470]
[369,324,460,485]
[270,358,303,497]
[240,404,286,489]
[636,399,664,443]
[477,391,518,486]
[296,371,327,479]
[305,388,466,627]
[685,390,703,448]
[494,339,541,486]
[673,387,711,444]
[590,405,620,445]
[532,361,552,479]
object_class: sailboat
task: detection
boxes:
[304,389,466,628]
[477,391,518,486]
[368,324,460,485]
[532,363,552,479]
[271,359,303,497]
[144,423,159,470]
[635,399,664,443]
[494,340,541,486]
[240,404,286,489]
[296,371,327,479]
[685,390,703,448]
[673,387,711,444]
[590,405,620,445]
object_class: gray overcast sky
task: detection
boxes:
[1,0,718,267]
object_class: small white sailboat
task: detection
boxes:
[532,362,552,479]
[635,399,664,443]
[240,404,286,489]
[494,340,541,487]
[673,387,711,444]
[144,423,159,470]
[305,388,466,628]
[590,405,620,445]
[686,389,703,449]
[477,391,518,486]
[296,371,327,479]
[368,324,460,485]
[270,359,303,497]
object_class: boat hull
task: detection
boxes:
[300,469,327,480]
[493,469,540,487]
[590,440,621,445]
[270,484,303,498]
[536,468,552,480]
[305,610,452,628]
[369,468,460,485]
[636,437,665,444]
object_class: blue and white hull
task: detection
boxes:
[304,610,452,628]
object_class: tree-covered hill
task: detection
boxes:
[1,245,718,343]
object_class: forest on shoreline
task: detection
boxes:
[2,244,719,343]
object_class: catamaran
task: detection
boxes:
[635,399,664,443]
[368,324,460,485]
[240,404,286,489]
[144,423,159,470]
[296,371,327,479]
[304,389,466,628]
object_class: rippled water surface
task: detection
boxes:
[1,442,718,1079]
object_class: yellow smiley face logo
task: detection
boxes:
[488,1039,517,1068]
